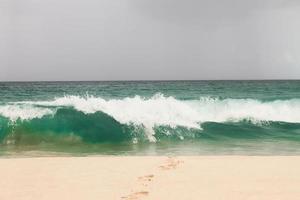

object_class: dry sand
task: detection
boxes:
[1,156,300,200]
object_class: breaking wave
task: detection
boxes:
[1,94,300,144]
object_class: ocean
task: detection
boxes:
[1,80,300,156]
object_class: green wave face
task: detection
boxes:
[0,109,131,145]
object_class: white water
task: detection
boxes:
[1,94,300,141]
[0,105,53,122]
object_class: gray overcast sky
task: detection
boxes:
[1,0,300,81]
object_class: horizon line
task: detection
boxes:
[1,79,300,83]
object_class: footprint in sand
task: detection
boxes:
[138,174,154,182]
[121,191,149,200]
[159,157,184,170]
[137,174,154,187]
[121,175,154,199]
[121,158,184,199]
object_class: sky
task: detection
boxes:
[1,0,300,81]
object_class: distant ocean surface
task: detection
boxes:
[1,80,300,156]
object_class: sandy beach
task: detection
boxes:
[1,156,300,200]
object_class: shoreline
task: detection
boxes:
[1,156,300,200]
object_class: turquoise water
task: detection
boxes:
[1,81,300,156]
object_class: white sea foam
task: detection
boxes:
[2,94,300,141]
[0,105,54,122]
